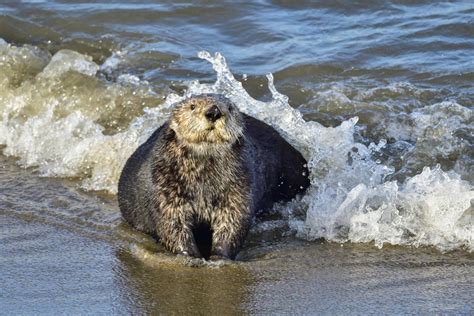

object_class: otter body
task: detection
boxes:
[118,94,309,259]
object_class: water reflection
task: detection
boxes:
[114,248,254,314]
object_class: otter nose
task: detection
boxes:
[205,105,222,122]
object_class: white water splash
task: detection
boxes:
[0,40,472,251]
[191,52,473,252]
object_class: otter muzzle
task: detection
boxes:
[205,105,222,122]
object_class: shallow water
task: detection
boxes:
[1,155,473,314]
[0,0,473,314]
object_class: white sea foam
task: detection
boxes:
[0,40,472,251]
[39,49,99,78]
[0,40,164,192]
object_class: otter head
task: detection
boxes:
[169,94,244,153]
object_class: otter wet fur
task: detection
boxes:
[118,94,310,260]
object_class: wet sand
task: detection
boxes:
[1,155,472,315]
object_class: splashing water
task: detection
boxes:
[0,40,472,252]
[194,52,473,253]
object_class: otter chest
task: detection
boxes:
[156,154,240,210]
[180,156,233,195]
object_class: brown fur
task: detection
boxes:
[118,94,309,259]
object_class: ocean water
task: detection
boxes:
[0,1,473,314]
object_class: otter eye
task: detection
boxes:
[190,104,196,110]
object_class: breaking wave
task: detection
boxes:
[0,39,472,252]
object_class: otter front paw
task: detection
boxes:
[211,243,234,260]
[178,243,201,258]
[163,235,201,258]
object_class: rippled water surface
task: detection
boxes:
[0,0,473,314]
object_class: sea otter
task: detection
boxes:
[118,94,310,260]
